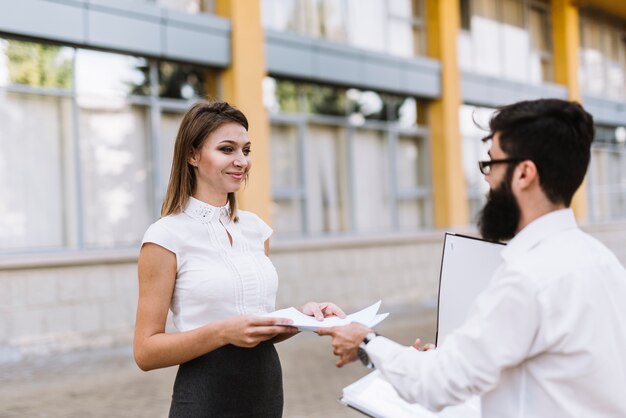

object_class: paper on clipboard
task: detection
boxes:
[436,233,504,345]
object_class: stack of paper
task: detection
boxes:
[341,370,481,418]
[263,300,389,332]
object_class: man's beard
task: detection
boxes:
[477,175,521,242]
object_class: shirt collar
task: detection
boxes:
[184,196,231,225]
[500,208,578,262]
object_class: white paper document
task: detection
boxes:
[341,370,480,418]
[263,300,389,331]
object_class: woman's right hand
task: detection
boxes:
[219,315,298,348]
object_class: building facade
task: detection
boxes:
[1,0,626,361]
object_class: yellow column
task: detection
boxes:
[425,0,468,228]
[216,0,272,223]
[552,0,587,219]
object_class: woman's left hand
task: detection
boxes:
[300,302,346,321]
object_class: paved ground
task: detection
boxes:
[0,307,436,418]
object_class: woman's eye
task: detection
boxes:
[243,148,251,156]
[220,147,234,153]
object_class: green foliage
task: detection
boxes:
[5,41,72,88]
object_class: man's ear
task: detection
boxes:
[515,160,538,190]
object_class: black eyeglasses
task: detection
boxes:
[478,158,523,175]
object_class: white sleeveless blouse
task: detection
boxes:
[141,197,279,332]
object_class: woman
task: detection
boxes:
[134,100,344,417]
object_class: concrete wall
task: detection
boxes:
[1,223,625,363]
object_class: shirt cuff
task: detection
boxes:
[365,336,407,368]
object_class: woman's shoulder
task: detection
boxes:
[147,211,188,231]
[142,212,189,246]
[236,210,273,241]
[237,210,266,226]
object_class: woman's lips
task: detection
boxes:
[227,172,244,180]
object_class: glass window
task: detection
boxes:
[306,125,349,234]
[272,198,304,236]
[320,0,348,42]
[263,0,425,57]
[460,104,493,222]
[160,110,185,192]
[302,83,347,116]
[588,126,626,222]
[159,61,213,100]
[272,124,301,190]
[154,0,214,14]
[352,128,391,232]
[78,105,153,247]
[266,77,431,237]
[471,0,501,77]
[397,135,427,191]
[459,0,553,84]
[501,0,528,81]
[396,135,429,228]
[0,39,73,89]
[347,89,385,121]
[387,0,424,57]
[264,77,300,114]
[348,0,387,53]
[271,123,304,236]
[0,92,72,251]
[395,97,418,127]
[76,50,147,98]
[0,36,222,255]
[262,0,300,32]
[580,14,626,99]
[529,5,553,83]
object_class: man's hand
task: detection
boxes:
[318,323,372,367]
[412,338,436,351]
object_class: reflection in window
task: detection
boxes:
[140,0,214,14]
[159,61,213,100]
[271,124,304,236]
[580,14,626,100]
[458,0,553,84]
[264,77,299,113]
[76,50,147,98]
[397,135,429,228]
[160,110,185,192]
[306,125,349,234]
[265,77,429,236]
[0,36,221,255]
[79,105,153,247]
[588,126,626,222]
[353,129,391,232]
[262,0,425,58]
[302,84,347,116]
[0,39,73,89]
[0,92,72,251]
[460,104,493,222]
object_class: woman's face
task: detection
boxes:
[189,121,251,202]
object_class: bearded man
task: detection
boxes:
[320,99,626,418]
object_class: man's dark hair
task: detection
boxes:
[487,99,595,206]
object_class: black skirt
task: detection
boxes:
[169,341,283,418]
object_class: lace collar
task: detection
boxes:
[184,196,231,225]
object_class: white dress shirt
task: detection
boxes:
[141,197,279,332]
[367,209,626,417]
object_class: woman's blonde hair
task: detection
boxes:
[161,100,249,221]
